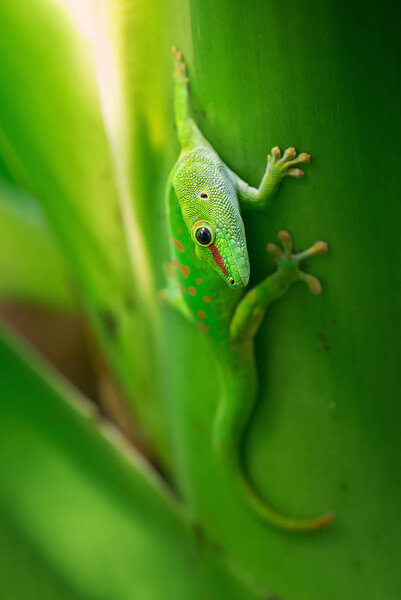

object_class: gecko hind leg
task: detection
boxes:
[227,231,333,531]
[230,230,328,342]
[267,229,327,293]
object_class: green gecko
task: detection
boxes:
[165,47,333,532]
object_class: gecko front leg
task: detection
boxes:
[228,146,310,211]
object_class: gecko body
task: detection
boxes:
[165,47,333,531]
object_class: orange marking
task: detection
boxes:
[172,258,179,268]
[179,284,186,293]
[199,322,211,332]
[195,278,202,285]
[172,238,184,252]
[178,264,190,278]
[188,286,196,296]
[202,296,212,302]
[197,310,207,319]
[209,243,229,276]
[177,227,184,235]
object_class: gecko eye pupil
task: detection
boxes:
[200,192,208,199]
[195,226,212,245]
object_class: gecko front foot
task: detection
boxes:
[268,146,310,179]
[252,148,311,206]
[172,46,188,81]
[267,230,328,293]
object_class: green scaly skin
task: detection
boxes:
[165,47,333,532]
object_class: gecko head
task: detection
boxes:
[174,159,250,288]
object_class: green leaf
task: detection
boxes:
[0,179,73,307]
[112,1,401,598]
[0,325,258,600]
[0,516,84,600]
[0,0,166,455]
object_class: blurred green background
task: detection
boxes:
[0,1,400,598]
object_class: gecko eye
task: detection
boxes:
[196,227,212,245]
[192,221,215,246]
[200,192,209,199]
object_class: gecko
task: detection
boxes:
[164,47,333,531]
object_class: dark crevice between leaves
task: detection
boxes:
[0,300,174,492]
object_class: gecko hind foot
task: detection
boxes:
[268,146,310,179]
[267,230,328,294]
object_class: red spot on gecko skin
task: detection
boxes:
[199,322,211,332]
[188,286,196,296]
[195,278,202,285]
[173,238,184,252]
[179,284,186,293]
[209,243,229,276]
[172,259,179,268]
[178,264,190,278]
[197,310,207,319]
[177,227,184,235]
[202,296,212,302]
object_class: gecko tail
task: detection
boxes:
[236,469,334,532]
[214,436,334,533]
[212,331,334,532]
